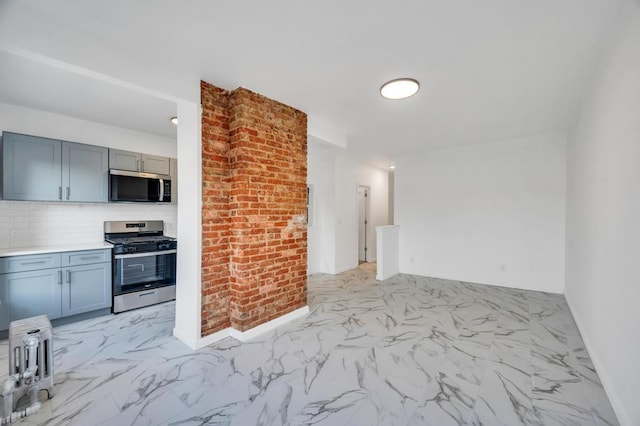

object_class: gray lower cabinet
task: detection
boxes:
[2,131,108,202]
[3,269,63,322]
[0,249,112,330]
[62,263,111,317]
[0,279,7,330]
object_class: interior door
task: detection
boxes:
[358,186,370,262]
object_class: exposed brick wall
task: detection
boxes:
[228,88,308,331]
[200,82,308,336]
[201,81,231,335]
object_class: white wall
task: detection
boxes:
[307,139,336,274]
[396,133,566,293]
[565,3,640,424]
[0,103,177,249]
[307,145,389,275]
[0,102,176,157]
[0,201,177,249]
[332,154,359,274]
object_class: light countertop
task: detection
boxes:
[0,241,113,258]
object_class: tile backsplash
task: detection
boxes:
[0,201,177,249]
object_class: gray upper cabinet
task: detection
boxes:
[62,142,108,202]
[2,132,62,201]
[142,154,170,174]
[109,149,139,171]
[2,132,108,203]
[109,148,170,175]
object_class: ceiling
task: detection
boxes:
[0,50,177,139]
[0,0,627,168]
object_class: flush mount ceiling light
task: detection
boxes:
[380,78,420,100]
[170,116,178,125]
[389,165,396,170]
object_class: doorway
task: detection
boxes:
[358,185,370,263]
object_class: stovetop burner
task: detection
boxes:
[105,235,176,245]
[104,220,177,254]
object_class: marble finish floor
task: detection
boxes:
[0,268,618,425]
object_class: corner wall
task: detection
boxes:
[396,133,566,293]
[200,81,308,336]
[200,82,232,335]
[307,139,336,274]
[307,149,389,275]
[565,3,640,424]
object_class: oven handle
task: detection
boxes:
[114,249,177,259]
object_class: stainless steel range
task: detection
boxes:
[104,220,177,313]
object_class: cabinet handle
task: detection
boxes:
[58,270,62,285]
[58,186,62,200]
[21,260,46,265]
[66,270,70,284]
[136,159,140,171]
[141,160,145,171]
[80,256,100,261]
[66,187,70,200]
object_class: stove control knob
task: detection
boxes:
[126,246,136,253]
[158,243,170,250]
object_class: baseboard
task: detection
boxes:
[229,306,310,342]
[565,295,627,425]
[184,305,311,349]
[173,326,230,350]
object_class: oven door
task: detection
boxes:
[113,249,176,295]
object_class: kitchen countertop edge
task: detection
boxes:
[0,242,114,258]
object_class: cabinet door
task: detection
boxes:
[62,263,112,317]
[169,158,177,204]
[109,149,140,171]
[2,132,62,201]
[5,269,62,322]
[141,154,170,175]
[62,142,109,202]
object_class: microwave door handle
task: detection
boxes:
[159,178,164,201]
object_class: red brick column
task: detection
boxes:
[200,82,308,335]
[201,81,231,336]
[227,88,308,331]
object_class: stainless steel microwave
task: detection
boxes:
[109,169,171,203]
